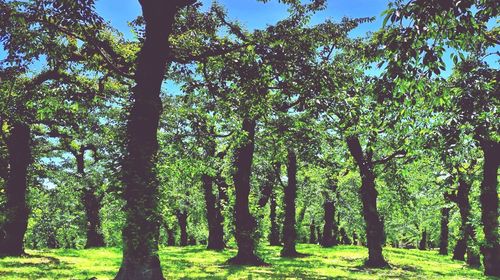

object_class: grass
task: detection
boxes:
[0,244,494,279]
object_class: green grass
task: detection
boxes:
[0,244,494,279]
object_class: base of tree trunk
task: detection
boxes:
[481,245,500,276]
[207,243,225,251]
[364,258,389,268]
[280,249,309,258]
[226,253,268,266]
[115,257,164,280]
[0,249,25,258]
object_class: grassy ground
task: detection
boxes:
[0,244,493,279]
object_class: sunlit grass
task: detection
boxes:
[0,244,490,279]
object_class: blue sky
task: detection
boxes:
[95,0,388,38]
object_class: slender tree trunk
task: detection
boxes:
[309,219,317,244]
[346,136,387,267]
[176,210,188,247]
[202,174,225,250]
[116,2,192,278]
[439,207,450,255]
[321,185,337,247]
[75,152,105,248]
[478,140,500,276]
[269,190,281,246]
[281,149,300,257]
[227,118,264,265]
[0,122,31,256]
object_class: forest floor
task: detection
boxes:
[0,244,492,279]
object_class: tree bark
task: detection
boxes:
[227,118,265,265]
[74,151,105,248]
[309,219,317,244]
[176,210,188,247]
[418,229,427,250]
[0,122,31,256]
[478,140,500,276]
[321,184,338,247]
[269,190,281,246]
[116,1,192,279]
[281,149,300,257]
[202,174,225,250]
[451,179,479,265]
[439,207,450,255]
[346,136,387,267]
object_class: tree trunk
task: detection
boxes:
[281,149,299,257]
[346,136,387,267]
[419,229,427,250]
[176,210,188,247]
[0,122,31,256]
[478,140,500,276]
[321,185,337,247]
[116,2,191,279]
[75,151,105,248]
[451,179,479,265]
[166,226,175,246]
[202,174,225,250]
[269,190,281,246]
[309,219,317,244]
[227,118,265,265]
[439,207,450,255]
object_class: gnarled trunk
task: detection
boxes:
[478,140,500,276]
[0,122,31,256]
[346,136,387,267]
[227,118,264,265]
[439,207,451,255]
[116,2,191,279]
[281,149,299,257]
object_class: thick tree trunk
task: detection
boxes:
[116,2,190,279]
[281,149,299,257]
[321,185,338,247]
[75,152,105,248]
[478,140,500,276]
[0,123,31,256]
[269,190,281,246]
[439,207,450,255]
[166,228,175,246]
[176,210,188,247]
[227,118,265,265]
[346,136,387,267]
[202,174,225,250]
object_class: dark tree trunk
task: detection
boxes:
[352,231,358,245]
[346,136,387,267]
[269,190,281,246]
[227,118,264,265]
[166,226,175,246]
[281,149,300,257]
[321,185,338,247]
[309,219,317,244]
[478,140,500,276]
[116,1,193,279]
[439,207,451,255]
[419,229,427,250]
[0,122,31,256]
[75,151,105,248]
[451,179,479,265]
[176,210,188,247]
[202,174,225,250]
[340,228,351,245]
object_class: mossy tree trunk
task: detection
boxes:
[116,1,193,279]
